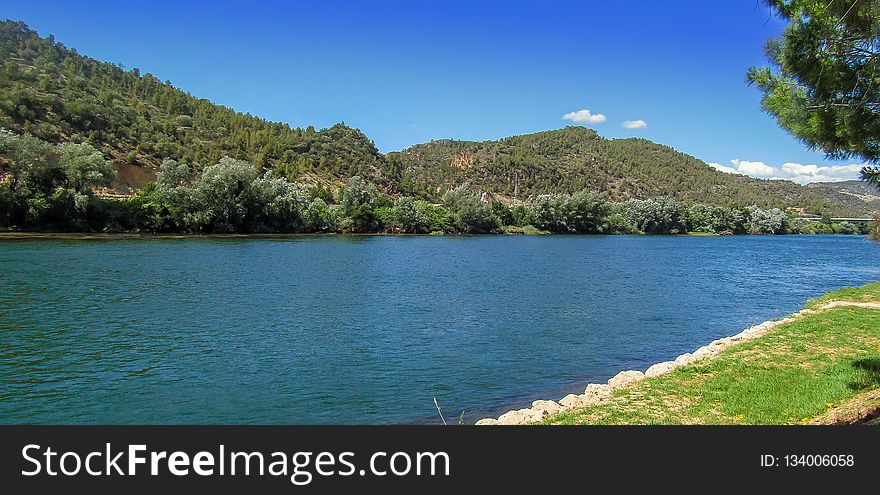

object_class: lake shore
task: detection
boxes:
[476,281,880,425]
[0,230,867,241]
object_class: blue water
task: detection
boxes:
[1,234,878,424]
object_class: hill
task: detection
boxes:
[389,127,879,216]
[0,20,877,218]
[807,180,880,213]
[0,20,393,191]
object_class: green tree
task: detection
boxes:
[748,1,880,185]
[565,190,610,233]
[865,166,880,187]
[622,197,690,234]
[748,206,788,235]
[442,185,500,233]
[340,176,380,232]
[187,156,257,232]
[391,196,430,234]
[0,128,55,194]
[248,173,308,231]
[869,214,880,239]
[57,142,115,193]
[530,194,567,232]
[0,130,114,228]
[303,197,335,232]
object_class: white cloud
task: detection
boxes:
[708,162,738,174]
[709,159,865,184]
[622,119,647,129]
[731,159,776,176]
[563,109,606,125]
[780,163,819,176]
[780,163,863,184]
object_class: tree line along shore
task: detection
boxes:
[2,130,878,237]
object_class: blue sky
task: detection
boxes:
[1,0,866,183]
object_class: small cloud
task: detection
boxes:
[563,109,606,125]
[731,159,775,176]
[781,163,819,176]
[708,162,738,174]
[622,120,647,129]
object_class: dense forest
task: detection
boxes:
[0,19,878,236]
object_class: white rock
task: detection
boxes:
[497,408,543,425]
[578,393,601,406]
[584,383,613,401]
[559,394,582,408]
[692,345,716,360]
[674,352,696,366]
[496,410,525,425]
[607,370,645,389]
[645,360,676,377]
[475,418,498,426]
[531,400,562,416]
[522,408,545,421]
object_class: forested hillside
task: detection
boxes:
[0,20,394,191]
[389,127,878,216]
[0,19,877,219]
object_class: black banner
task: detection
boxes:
[1,426,875,492]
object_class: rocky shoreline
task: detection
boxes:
[475,308,817,425]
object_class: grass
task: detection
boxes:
[804,281,880,309]
[546,282,880,425]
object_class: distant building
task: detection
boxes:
[785,207,807,216]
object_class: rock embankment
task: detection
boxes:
[475,307,819,425]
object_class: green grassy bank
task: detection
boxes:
[546,282,880,425]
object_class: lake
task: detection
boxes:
[1,234,879,424]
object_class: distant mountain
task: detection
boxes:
[389,127,880,216]
[1,20,877,216]
[807,180,880,214]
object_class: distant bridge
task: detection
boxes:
[798,217,874,224]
